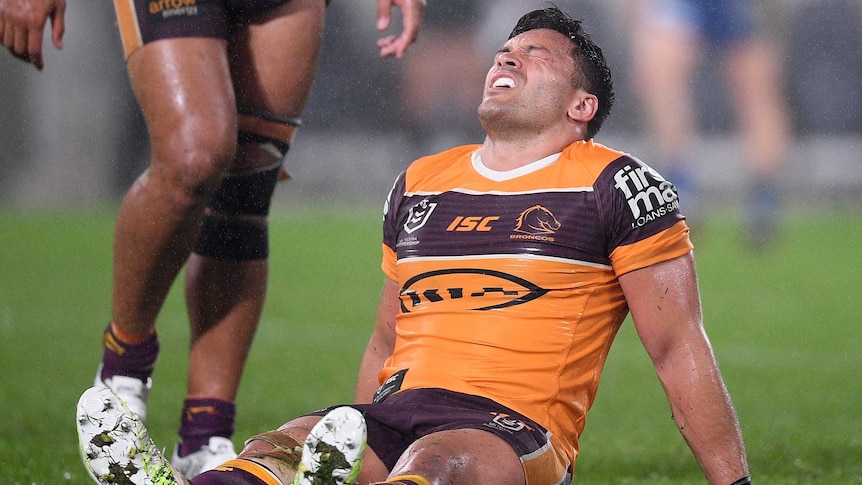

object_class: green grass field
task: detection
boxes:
[1,204,860,484]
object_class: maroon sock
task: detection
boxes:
[178,398,236,456]
[99,325,158,382]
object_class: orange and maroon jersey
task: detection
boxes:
[378,140,692,465]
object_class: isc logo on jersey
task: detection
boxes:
[613,163,680,228]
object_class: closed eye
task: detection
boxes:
[523,45,553,60]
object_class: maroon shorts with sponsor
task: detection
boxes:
[307,388,572,484]
[112,0,292,58]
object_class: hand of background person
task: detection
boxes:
[0,0,66,70]
[375,0,425,59]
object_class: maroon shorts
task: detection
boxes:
[308,388,572,484]
[113,0,294,58]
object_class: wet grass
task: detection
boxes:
[0,204,859,484]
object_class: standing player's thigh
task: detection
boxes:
[126,39,237,166]
[228,0,326,118]
[390,428,527,485]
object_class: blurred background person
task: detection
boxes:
[626,0,792,248]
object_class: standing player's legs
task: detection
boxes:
[98,34,238,419]
[114,36,238,338]
[176,0,327,473]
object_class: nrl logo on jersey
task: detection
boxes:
[404,198,438,234]
[486,413,533,433]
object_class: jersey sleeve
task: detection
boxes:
[381,171,407,280]
[594,155,693,276]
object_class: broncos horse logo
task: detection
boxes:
[513,205,561,235]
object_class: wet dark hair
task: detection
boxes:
[509,6,615,139]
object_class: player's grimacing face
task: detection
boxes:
[480,29,577,117]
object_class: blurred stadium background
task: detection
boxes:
[1,0,861,210]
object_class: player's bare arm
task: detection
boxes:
[620,253,750,484]
[0,0,65,70]
[375,0,425,58]
[354,277,400,404]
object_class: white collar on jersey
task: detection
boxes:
[471,148,562,182]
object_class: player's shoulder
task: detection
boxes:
[404,144,480,183]
[410,144,479,170]
[562,139,629,174]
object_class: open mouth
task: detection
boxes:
[492,76,516,88]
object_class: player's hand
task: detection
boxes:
[376,0,425,59]
[0,0,66,70]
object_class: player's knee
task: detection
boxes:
[192,108,300,261]
[209,165,280,217]
[194,214,269,261]
[235,107,300,172]
[392,435,479,481]
[150,146,236,208]
[195,164,281,261]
